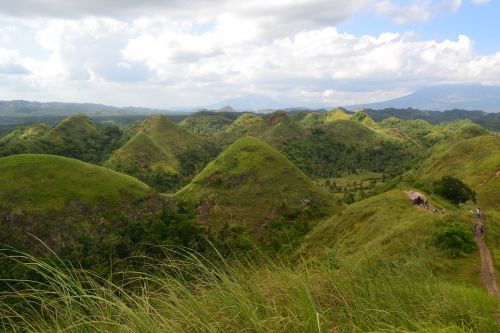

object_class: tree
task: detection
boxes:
[432,176,476,205]
[436,223,475,257]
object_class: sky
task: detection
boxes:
[0,0,499,108]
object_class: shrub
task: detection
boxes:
[436,223,475,257]
[433,176,476,205]
[324,247,341,268]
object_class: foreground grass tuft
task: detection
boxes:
[0,248,497,333]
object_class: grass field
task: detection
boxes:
[176,137,337,231]
[0,154,151,213]
[0,248,497,333]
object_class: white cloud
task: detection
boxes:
[0,47,30,75]
[373,0,462,24]
[0,1,499,107]
[0,0,369,38]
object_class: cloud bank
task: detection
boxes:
[0,0,498,108]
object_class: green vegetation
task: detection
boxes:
[0,154,150,212]
[436,222,475,257]
[0,154,201,272]
[106,115,218,192]
[416,132,499,209]
[415,131,500,269]
[180,111,237,138]
[433,176,476,205]
[283,120,416,178]
[1,249,497,333]
[217,111,305,149]
[1,110,499,332]
[324,107,350,122]
[351,111,382,130]
[0,114,123,163]
[176,137,337,248]
[0,123,50,144]
[299,189,484,283]
[362,107,500,132]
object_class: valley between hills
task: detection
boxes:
[0,107,499,332]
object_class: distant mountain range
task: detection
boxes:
[0,100,174,117]
[202,93,291,111]
[347,85,500,112]
[2,84,500,118]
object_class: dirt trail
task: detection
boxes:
[473,217,499,298]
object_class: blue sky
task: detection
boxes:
[0,0,499,108]
[339,0,500,54]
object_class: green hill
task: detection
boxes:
[351,111,381,130]
[0,154,151,212]
[133,115,202,154]
[46,114,99,143]
[416,132,499,209]
[106,115,217,192]
[217,111,305,148]
[104,132,179,175]
[0,114,123,163]
[300,189,483,282]
[0,123,50,145]
[180,111,236,138]
[176,137,337,236]
[281,117,417,178]
[0,153,211,275]
[324,108,351,122]
[321,118,380,147]
[300,111,325,126]
[415,132,500,263]
[0,154,176,266]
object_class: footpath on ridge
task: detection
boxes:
[473,217,499,299]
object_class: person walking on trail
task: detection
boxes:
[480,224,485,236]
[476,208,481,218]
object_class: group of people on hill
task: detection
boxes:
[412,196,443,214]
[472,208,485,237]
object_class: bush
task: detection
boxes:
[324,247,341,268]
[433,176,476,205]
[436,223,475,257]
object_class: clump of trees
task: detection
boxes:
[432,176,476,205]
[282,127,415,179]
[436,222,475,257]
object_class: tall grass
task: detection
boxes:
[0,247,498,333]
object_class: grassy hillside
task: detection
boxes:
[46,113,99,143]
[133,115,202,154]
[2,248,497,332]
[416,132,499,208]
[0,114,123,163]
[180,111,236,138]
[321,118,380,147]
[106,115,218,192]
[0,155,155,262]
[0,123,50,145]
[300,189,484,284]
[176,137,337,245]
[104,132,179,174]
[415,132,500,269]
[0,154,191,271]
[217,111,305,148]
[0,154,150,212]
[351,111,381,130]
[324,108,351,122]
[216,110,417,179]
[283,118,417,178]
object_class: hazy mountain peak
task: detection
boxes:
[348,84,500,112]
[204,93,290,111]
